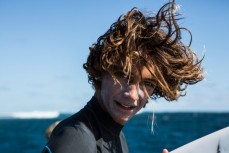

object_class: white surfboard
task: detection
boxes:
[170,126,229,153]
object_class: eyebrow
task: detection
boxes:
[142,78,155,82]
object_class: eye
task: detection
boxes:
[141,80,156,94]
[143,80,156,87]
[114,71,128,79]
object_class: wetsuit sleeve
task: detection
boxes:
[42,125,96,153]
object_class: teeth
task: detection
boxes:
[115,100,135,109]
[120,104,131,108]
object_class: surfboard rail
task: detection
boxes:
[170,126,229,153]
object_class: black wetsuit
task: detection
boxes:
[42,96,129,153]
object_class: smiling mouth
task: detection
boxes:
[115,101,136,110]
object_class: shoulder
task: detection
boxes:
[54,122,95,141]
[44,122,97,153]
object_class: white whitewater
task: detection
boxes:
[0,111,60,119]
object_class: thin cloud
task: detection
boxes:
[0,86,10,91]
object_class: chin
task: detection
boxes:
[117,117,131,125]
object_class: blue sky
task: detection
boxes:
[1,0,229,114]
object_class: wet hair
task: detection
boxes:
[83,1,204,101]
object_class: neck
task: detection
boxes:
[94,91,106,112]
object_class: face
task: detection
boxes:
[96,66,156,125]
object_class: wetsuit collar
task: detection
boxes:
[89,96,123,136]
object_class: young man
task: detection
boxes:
[42,1,204,153]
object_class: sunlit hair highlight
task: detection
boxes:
[83,1,204,101]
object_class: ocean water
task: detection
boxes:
[0,112,228,153]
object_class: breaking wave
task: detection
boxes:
[0,111,60,119]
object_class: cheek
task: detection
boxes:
[101,79,118,102]
[138,88,149,102]
[138,90,149,108]
[138,89,145,98]
[140,99,147,108]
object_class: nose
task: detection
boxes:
[124,84,139,101]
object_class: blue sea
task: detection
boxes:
[0,112,228,153]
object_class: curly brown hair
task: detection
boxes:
[83,1,204,101]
